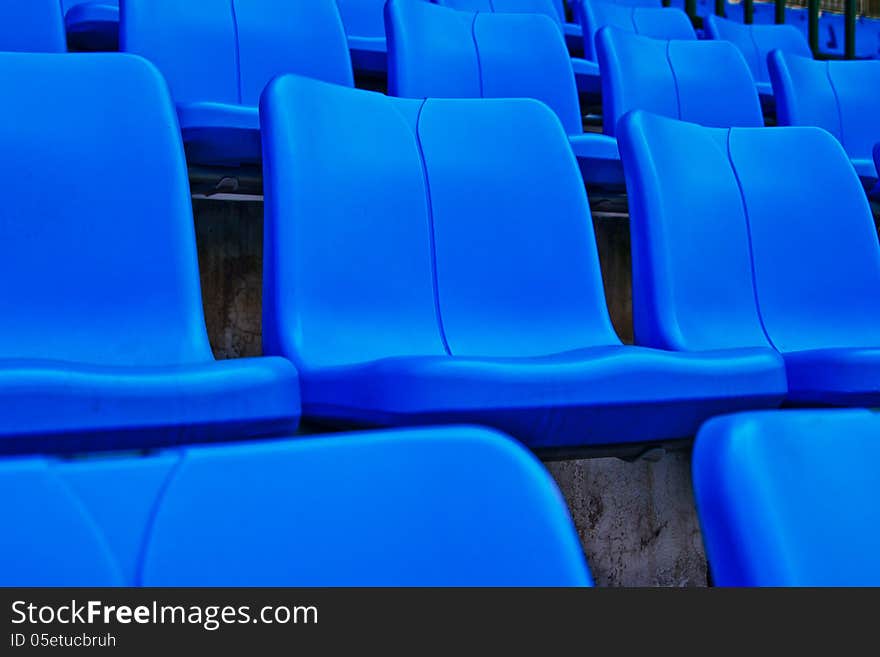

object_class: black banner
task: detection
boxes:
[0,588,874,653]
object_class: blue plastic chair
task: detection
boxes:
[434,0,597,92]
[336,0,388,76]
[261,76,786,451]
[0,0,67,52]
[0,52,299,455]
[694,410,880,586]
[435,0,583,46]
[596,28,763,137]
[0,427,592,586]
[120,0,354,165]
[577,0,696,63]
[769,51,880,180]
[64,0,119,51]
[619,110,880,407]
[705,15,811,99]
[386,0,620,186]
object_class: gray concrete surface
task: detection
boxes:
[192,197,709,587]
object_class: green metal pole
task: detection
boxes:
[775,0,785,24]
[744,0,754,23]
[685,0,696,22]
[808,0,820,56]
[715,0,725,17]
[845,0,857,59]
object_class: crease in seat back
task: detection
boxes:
[386,0,482,98]
[415,98,619,358]
[261,76,446,370]
[618,112,771,351]
[769,53,842,140]
[826,60,880,164]
[727,126,880,352]
[474,12,581,134]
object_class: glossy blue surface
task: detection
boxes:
[64,0,119,51]
[0,428,592,586]
[769,52,880,179]
[386,0,620,185]
[577,0,696,62]
[619,110,880,406]
[262,76,786,450]
[337,0,388,74]
[597,28,763,137]
[705,15,811,98]
[120,0,353,165]
[0,0,67,52]
[694,410,880,586]
[0,53,299,454]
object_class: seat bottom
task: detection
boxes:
[301,346,787,449]
[349,36,387,75]
[569,133,623,187]
[784,347,880,406]
[65,2,119,52]
[572,58,600,95]
[177,102,260,167]
[0,357,300,454]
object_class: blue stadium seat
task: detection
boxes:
[0,0,67,52]
[337,0,387,75]
[705,15,811,99]
[386,0,621,185]
[577,0,696,63]
[261,76,786,450]
[121,0,354,165]
[434,0,597,92]
[64,0,119,51]
[769,51,880,180]
[619,110,880,406]
[596,28,763,136]
[0,427,592,586]
[0,52,299,454]
[694,410,880,586]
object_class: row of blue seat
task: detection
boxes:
[2,50,879,457]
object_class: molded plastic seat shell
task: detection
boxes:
[769,51,880,179]
[0,0,67,52]
[0,52,299,454]
[261,76,787,450]
[705,15,811,98]
[121,0,354,165]
[0,428,592,586]
[694,410,880,586]
[619,110,880,406]
[337,0,388,74]
[596,28,763,137]
[64,0,119,51]
[386,0,621,185]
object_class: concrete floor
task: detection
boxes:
[193,197,709,587]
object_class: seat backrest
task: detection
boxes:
[694,410,880,586]
[121,0,353,106]
[619,110,880,354]
[262,75,617,369]
[618,111,772,351]
[580,0,696,61]
[336,0,386,38]
[705,15,810,85]
[727,123,880,352]
[0,429,592,586]
[597,28,762,136]
[387,0,582,135]
[0,53,212,365]
[769,51,880,165]
[0,0,67,52]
